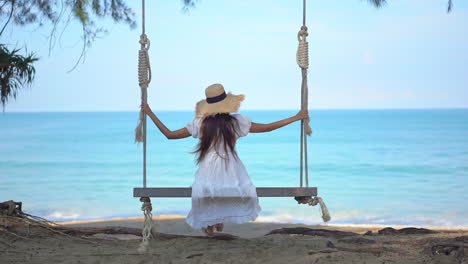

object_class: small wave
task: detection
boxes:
[46,211,80,220]
[30,208,468,229]
[253,209,468,228]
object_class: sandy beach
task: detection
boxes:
[2,215,467,264]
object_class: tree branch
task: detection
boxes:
[0,0,15,36]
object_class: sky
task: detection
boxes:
[3,0,468,112]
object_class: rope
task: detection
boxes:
[297,26,309,69]
[302,0,306,26]
[308,197,331,222]
[135,0,152,144]
[136,0,153,253]
[295,196,331,222]
[134,34,152,144]
[297,27,312,137]
[297,0,312,189]
[138,197,154,253]
[135,34,151,189]
[135,0,152,189]
[295,1,330,223]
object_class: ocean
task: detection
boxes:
[1,110,467,228]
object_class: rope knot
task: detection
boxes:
[139,34,150,48]
[297,26,309,42]
[137,34,152,90]
[140,197,152,212]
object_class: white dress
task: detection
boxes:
[185,114,262,229]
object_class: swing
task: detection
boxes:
[133,0,329,251]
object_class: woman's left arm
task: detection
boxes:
[142,104,191,140]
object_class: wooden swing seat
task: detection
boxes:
[134,187,317,198]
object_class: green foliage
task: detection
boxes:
[0,0,137,70]
[182,0,197,12]
[368,0,386,8]
[0,0,136,28]
[367,0,453,12]
[0,45,38,111]
[448,0,453,12]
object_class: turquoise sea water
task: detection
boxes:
[1,110,467,227]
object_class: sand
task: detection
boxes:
[1,215,468,264]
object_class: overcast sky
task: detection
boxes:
[4,0,468,112]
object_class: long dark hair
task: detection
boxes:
[193,113,240,164]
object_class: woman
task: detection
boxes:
[142,83,308,236]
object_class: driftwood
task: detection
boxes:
[266,227,358,238]
[0,200,239,242]
[186,253,204,259]
[0,201,22,217]
[0,200,96,243]
[56,226,239,241]
[266,226,435,238]
[2,221,239,242]
[378,227,437,235]
[56,226,143,237]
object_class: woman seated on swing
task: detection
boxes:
[142,83,308,236]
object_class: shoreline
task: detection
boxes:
[58,215,468,233]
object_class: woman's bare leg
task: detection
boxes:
[202,225,215,236]
[214,223,224,232]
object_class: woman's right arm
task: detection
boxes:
[142,104,191,140]
[250,109,309,133]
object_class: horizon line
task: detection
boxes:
[3,107,468,113]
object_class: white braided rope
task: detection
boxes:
[297,26,309,70]
[298,23,312,189]
[136,0,153,254]
[297,26,312,137]
[138,35,152,88]
[138,197,153,253]
[135,34,152,143]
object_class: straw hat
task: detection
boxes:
[195,83,245,117]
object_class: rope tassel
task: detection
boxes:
[138,197,153,253]
[307,197,331,222]
[295,196,331,222]
[135,106,145,143]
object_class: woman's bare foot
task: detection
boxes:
[202,225,215,237]
[214,223,224,232]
